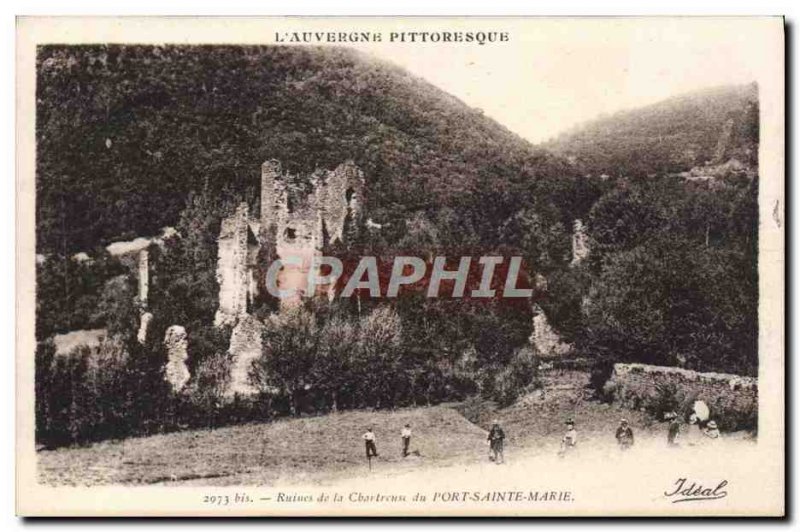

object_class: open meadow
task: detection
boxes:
[37,370,753,487]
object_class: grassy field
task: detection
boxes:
[37,370,740,487]
[37,404,490,486]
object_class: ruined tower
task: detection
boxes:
[259,159,365,304]
[215,202,259,326]
[216,159,366,397]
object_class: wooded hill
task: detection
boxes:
[34,48,759,449]
[546,83,759,179]
[36,45,583,255]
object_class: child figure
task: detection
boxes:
[401,424,412,457]
[363,427,379,459]
[615,418,634,450]
[703,420,721,441]
[559,419,577,457]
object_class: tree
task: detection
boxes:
[252,307,320,416]
[316,316,358,411]
[577,235,757,375]
[355,305,403,408]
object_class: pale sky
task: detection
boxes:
[358,18,780,144]
[18,17,782,147]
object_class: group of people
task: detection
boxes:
[362,410,724,467]
[362,423,413,460]
[486,418,579,463]
[665,411,721,447]
[487,412,723,464]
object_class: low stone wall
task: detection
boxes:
[603,363,757,432]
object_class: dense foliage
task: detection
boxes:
[546,84,759,178]
[36,45,576,254]
[34,46,759,447]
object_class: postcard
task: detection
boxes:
[16,16,784,516]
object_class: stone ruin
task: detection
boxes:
[215,202,260,326]
[529,219,589,357]
[260,158,365,306]
[163,325,190,392]
[530,304,571,359]
[214,159,366,396]
[58,160,366,395]
[53,161,592,396]
[571,219,589,266]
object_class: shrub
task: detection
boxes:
[589,359,615,400]
[490,348,539,407]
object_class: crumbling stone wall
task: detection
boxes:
[259,159,365,305]
[225,315,265,398]
[604,363,757,431]
[137,312,153,344]
[209,160,367,397]
[215,203,252,325]
[530,304,571,358]
[137,249,149,305]
[571,219,589,265]
[164,325,190,392]
[261,159,364,247]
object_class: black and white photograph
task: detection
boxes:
[15,16,784,517]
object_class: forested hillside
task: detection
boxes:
[540,84,759,378]
[546,83,759,178]
[34,46,759,448]
[37,45,585,255]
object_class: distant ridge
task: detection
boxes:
[544,83,759,178]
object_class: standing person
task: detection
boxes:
[615,418,634,450]
[487,419,505,464]
[687,413,703,446]
[401,424,412,457]
[665,411,681,447]
[363,427,379,460]
[559,419,577,457]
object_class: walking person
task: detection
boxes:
[487,419,506,464]
[363,427,379,461]
[558,419,577,457]
[665,411,681,447]
[615,418,634,451]
[401,424,412,457]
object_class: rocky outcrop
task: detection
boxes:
[712,118,735,164]
[571,219,589,265]
[164,325,190,392]
[530,304,571,358]
[225,315,265,398]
